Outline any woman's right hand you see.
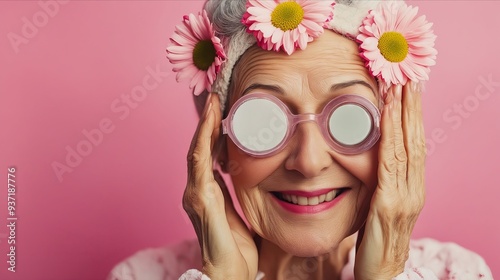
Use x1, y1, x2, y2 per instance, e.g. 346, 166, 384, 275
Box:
183, 92, 259, 280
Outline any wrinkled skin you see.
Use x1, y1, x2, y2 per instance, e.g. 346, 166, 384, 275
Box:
182, 30, 426, 280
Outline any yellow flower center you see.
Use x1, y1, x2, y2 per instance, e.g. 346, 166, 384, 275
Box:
193, 39, 216, 71
377, 32, 409, 63
271, 1, 304, 31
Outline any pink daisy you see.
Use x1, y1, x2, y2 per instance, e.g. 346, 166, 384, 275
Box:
357, 1, 437, 86
166, 10, 226, 96
243, 0, 334, 55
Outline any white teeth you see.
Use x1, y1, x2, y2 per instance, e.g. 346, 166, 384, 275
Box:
280, 190, 340, 206
308, 196, 319, 205
325, 191, 334, 202
297, 196, 308, 206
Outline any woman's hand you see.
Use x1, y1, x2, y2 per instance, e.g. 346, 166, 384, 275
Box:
354, 82, 426, 279
183, 92, 259, 280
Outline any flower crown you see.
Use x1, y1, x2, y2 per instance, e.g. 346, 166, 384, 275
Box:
166, 0, 437, 111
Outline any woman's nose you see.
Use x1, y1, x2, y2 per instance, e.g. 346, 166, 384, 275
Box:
284, 121, 333, 178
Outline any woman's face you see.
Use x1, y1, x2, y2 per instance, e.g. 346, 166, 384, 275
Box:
225, 30, 380, 257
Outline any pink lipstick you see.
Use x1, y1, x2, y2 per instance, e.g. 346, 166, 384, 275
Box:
270, 188, 349, 214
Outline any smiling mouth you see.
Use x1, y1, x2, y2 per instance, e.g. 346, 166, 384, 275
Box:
271, 188, 348, 206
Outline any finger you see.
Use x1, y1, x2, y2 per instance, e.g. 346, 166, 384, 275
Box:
392, 85, 408, 191
187, 93, 224, 184
402, 82, 424, 156
213, 170, 253, 242
187, 93, 214, 179
195, 106, 217, 190
210, 94, 227, 169
211, 94, 222, 154
378, 87, 397, 189
402, 82, 426, 197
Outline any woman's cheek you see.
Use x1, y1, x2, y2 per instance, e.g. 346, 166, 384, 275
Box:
337, 144, 379, 190
227, 142, 282, 190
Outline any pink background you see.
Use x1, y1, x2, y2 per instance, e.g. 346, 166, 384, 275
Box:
0, 1, 499, 279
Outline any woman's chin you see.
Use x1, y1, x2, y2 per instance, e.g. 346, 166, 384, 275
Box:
273, 234, 344, 258
288, 246, 334, 258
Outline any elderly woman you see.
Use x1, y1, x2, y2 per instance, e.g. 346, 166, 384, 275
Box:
108, 0, 493, 279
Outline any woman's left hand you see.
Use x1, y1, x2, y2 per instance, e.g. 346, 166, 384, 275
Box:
354, 82, 427, 279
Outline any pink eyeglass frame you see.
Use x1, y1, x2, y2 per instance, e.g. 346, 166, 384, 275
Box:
221, 92, 381, 157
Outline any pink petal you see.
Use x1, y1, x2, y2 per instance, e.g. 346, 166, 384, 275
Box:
371, 58, 386, 76
175, 24, 196, 41
297, 24, 306, 34
172, 61, 195, 72
391, 63, 405, 84
190, 70, 206, 95
360, 37, 379, 51
253, 0, 276, 10
380, 63, 395, 84
300, 19, 323, 35
371, 60, 384, 76
188, 13, 205, 40
256, 23, 275, 38
166, 52, 192, 60
399, 60, 417, 81
206, 65, 216, 84
409, 54, 436, 66
363, 49, 381, 61
176, 65, 198, 81
166, 45, 193, 54
271, 29, 284, 44
273, 35, 282, 51
283, 31, 294, 55
407, 45, 434, 56
249, 13, 271, 23
298, 33, 308, 50
291, 28, 300, 42
171, 33, 196, 46
396, 5, 418, 30
247, 6, 272, 17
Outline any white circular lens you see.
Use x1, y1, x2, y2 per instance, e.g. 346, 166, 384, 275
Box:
328, 104, 372, 146
232, 98, 287, 153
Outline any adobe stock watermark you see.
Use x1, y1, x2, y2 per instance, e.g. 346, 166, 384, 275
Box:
7, 0, 70, 54
285, 257, 320, 280
283, 234, 333, 280
426, 74, 500, 156
51, 63, 170, 182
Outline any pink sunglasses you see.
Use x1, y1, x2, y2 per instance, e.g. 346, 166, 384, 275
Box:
222, 93, 381, 157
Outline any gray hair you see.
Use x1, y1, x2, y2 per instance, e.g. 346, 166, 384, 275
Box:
204, 0, 247, 37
